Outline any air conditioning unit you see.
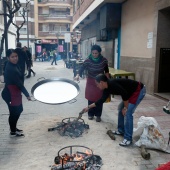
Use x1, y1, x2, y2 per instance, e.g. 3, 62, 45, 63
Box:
36, 40, 41, 44
100, 29, 107, 41
96, 29, 108, 41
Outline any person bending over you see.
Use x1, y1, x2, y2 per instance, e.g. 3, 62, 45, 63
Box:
83, 74, 146, 146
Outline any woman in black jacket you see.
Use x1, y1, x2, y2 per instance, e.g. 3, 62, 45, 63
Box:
1, 49, 31, 137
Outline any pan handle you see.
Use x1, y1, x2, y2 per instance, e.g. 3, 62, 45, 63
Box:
68, 98, 77, 104
73, 79, 80, 83
30, 95, 37, 101
37, 77, 45, 82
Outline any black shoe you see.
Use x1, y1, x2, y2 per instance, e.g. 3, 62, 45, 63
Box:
26, 76, 31, 78
96, 117, 101, 122
10, 131, 25, 137
16, 128, 23, 132
33, 72, 36, 77
88, 116, 94, 120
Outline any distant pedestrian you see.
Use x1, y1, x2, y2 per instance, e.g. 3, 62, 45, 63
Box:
47, 50, 50, 61
50, 50, 53, 60
15, 42, 29, 82
42, 51, 46, 62
69, 51, 73, 59
51, 50, 57, 65
23, 46, 36, 78
1, 49, 31, 137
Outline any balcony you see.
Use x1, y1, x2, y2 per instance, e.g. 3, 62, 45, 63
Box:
38, 14, 72, 22
38, 31, 70, 38
38, 0, 72, 6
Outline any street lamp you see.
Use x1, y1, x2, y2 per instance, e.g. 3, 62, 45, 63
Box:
26, 9, 30, 48
56, 32, 61, 52
3, 0, 8, 52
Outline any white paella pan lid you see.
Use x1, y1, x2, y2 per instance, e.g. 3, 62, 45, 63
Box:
31, 77, 80, 104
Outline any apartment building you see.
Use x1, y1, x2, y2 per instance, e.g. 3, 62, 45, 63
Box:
34, 0, 73, 57
73, 0, 170, 97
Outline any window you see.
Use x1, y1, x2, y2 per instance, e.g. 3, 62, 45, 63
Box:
18, 7, 25, 17
78, 0, 80, 8
73, 0, 76, 14
0, 15, 3, 25
20, 27, 27, 34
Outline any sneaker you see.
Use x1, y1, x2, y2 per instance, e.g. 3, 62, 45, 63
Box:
16, 128, 23, 132
112, 130, 124, 136
119, 139, 132, 147
96, 117, 101, 122
10, 131, 25, 137
88, 116, 94, 120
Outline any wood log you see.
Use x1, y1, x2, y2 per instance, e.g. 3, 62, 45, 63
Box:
106, 130, 116, 140
141, 145, 150, 160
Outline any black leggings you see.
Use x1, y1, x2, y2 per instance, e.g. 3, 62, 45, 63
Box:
8, 105, 23, 132
88, 100, 103, 117
27, 68, 35, 77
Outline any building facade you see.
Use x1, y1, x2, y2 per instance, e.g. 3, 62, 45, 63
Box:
72, 0, 170, 96
34, 0, 73, 58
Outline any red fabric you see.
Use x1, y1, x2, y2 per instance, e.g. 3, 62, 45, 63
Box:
155, 162, 170, 170
85, 78, 103, 102
128, 83, 141, 104
8, 85, 22, 106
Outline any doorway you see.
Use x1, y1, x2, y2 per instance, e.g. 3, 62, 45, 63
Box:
158, 48, 170, 92
155, 7, 170, 100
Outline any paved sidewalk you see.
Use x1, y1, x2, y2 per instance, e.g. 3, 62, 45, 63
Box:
0, 60, 170, 170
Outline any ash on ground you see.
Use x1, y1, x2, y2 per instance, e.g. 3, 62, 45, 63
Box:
54, 118, 89, 138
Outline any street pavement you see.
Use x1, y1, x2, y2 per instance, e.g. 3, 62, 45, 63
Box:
0, 60, 170, 170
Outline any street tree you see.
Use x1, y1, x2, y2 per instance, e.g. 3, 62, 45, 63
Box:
0, 0, 21, 57
12, 0, 30, 43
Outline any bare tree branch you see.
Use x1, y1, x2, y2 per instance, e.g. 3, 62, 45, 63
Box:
11, 0, 30, 42
0, 0, 21, 57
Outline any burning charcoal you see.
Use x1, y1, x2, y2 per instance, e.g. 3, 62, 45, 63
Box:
84, 124, 89, 129
54, 156, 61, 164
52, 147, 102, 169
51, 162, 76, 170
92, 155, 102, 162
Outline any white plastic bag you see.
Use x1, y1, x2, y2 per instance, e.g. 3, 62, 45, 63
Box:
133, 116, 170, 153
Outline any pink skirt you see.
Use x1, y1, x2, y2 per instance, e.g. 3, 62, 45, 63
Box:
85, 78, 103, 102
